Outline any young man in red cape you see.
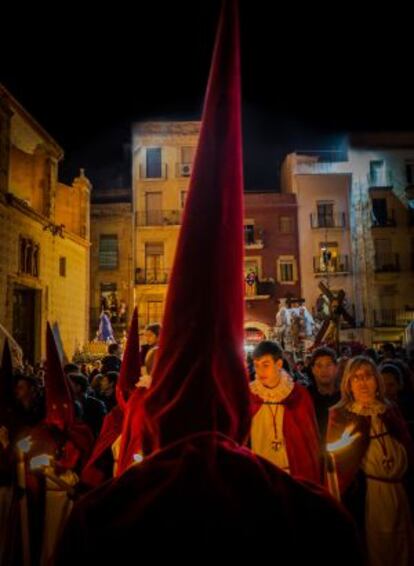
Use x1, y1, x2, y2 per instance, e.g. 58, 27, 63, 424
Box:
55, 2, 363, 565
250, 340, 322, 483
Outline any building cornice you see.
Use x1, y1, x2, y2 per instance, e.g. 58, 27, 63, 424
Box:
4, 192, 90, 248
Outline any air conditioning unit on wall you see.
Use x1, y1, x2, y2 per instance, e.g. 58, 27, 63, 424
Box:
179, 163, 192, 177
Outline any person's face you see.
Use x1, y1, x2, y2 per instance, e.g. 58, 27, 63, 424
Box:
14, 380, 34, 405
382, 372, 401, 401
350, 365, 378, 405
144, 330, 158, 346
312, 356, 337, 388
253, 355, 282, 387
100, 376, 111, 392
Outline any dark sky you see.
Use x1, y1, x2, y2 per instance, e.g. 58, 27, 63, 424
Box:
1, 2, 412, 191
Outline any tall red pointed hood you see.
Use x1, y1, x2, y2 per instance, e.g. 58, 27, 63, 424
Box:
44, 323, 74, 430
116, 307, 140, 410
142, 0, 250, 452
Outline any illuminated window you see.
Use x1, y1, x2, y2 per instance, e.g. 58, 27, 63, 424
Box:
147, 300, 163, 324
276, 256, 297, 285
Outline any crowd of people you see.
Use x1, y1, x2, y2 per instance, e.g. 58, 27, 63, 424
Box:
1, 329, 413, 565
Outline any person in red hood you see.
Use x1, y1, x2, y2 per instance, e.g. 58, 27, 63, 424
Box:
54, 2, 363, 565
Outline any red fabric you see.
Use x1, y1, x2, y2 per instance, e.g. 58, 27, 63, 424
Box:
55, 6, 363, 565
81, 405, 124, 487
117, 388, 147, 474
137, 0, 250, 457
55, 434, 363, 566
116, 307, 141, 410
44, 323, 74, 430
251, 383, 322, 484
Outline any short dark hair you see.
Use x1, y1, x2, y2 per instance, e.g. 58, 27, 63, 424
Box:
310, 346, 337, 367
379, 363, 403, 387
108, 343, 120, 355
252, 341, 283, 361
146, 323, 161, 337
382, 342, 396, 356
63, 363, 79, 375
68, 372, 89, 393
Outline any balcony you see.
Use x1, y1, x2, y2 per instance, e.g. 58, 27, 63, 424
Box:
313, 255, 350, 275
371, 210, 396, 228
373, 309, 414, 327
367, 170, 393, 189
139, 163, 168, 180
135, 268, 170, 285
244, 279, 275, 300
374, 253, 400, 273
244, 226, 264, 250
136, 209, 183, 227
310, 213, 346, 229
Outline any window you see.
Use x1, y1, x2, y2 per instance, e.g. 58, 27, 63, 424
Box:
372, 198, 388, 226
146, 148, 162, 178
316, 202, 334, 228
244, 258, 260, 296
59, 257, 66, 277
244, 224, 255, 245
370, 160, 385, 185
406, 162, 414, 185
19, 237, 39, 277
147, 300, 163, 325
280, 262, 294, 282
99, 235, 118, 270
145, 192, 163, 225
317, 242, 339, 272
145, 242, 165, 282
279, 216, 293, 234
181, 146, 195, 165
277, 256, 297, 284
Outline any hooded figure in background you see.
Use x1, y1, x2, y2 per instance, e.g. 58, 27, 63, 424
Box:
55, 2, 363, 565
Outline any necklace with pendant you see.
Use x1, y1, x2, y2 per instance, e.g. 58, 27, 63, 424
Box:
372, 420, 394, 472
266, 403, 283, 452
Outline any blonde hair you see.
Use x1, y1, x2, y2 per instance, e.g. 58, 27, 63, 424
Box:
337, 355, 386, 408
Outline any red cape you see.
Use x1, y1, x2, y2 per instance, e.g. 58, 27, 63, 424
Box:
81, 404, 124, 487
55, 434, 362, 566
251, 383, 322, 484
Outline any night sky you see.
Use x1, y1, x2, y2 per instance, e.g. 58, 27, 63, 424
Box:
1, 2, 412, 191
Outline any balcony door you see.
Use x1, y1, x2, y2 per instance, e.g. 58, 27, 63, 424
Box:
145, 192, 162, 225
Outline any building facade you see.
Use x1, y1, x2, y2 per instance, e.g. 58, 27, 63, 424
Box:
90, 187, 133, 340
244, 192, 301, 341
281, 135, 414, 346
0, 84, 91, 362
132, 121, 199, 330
